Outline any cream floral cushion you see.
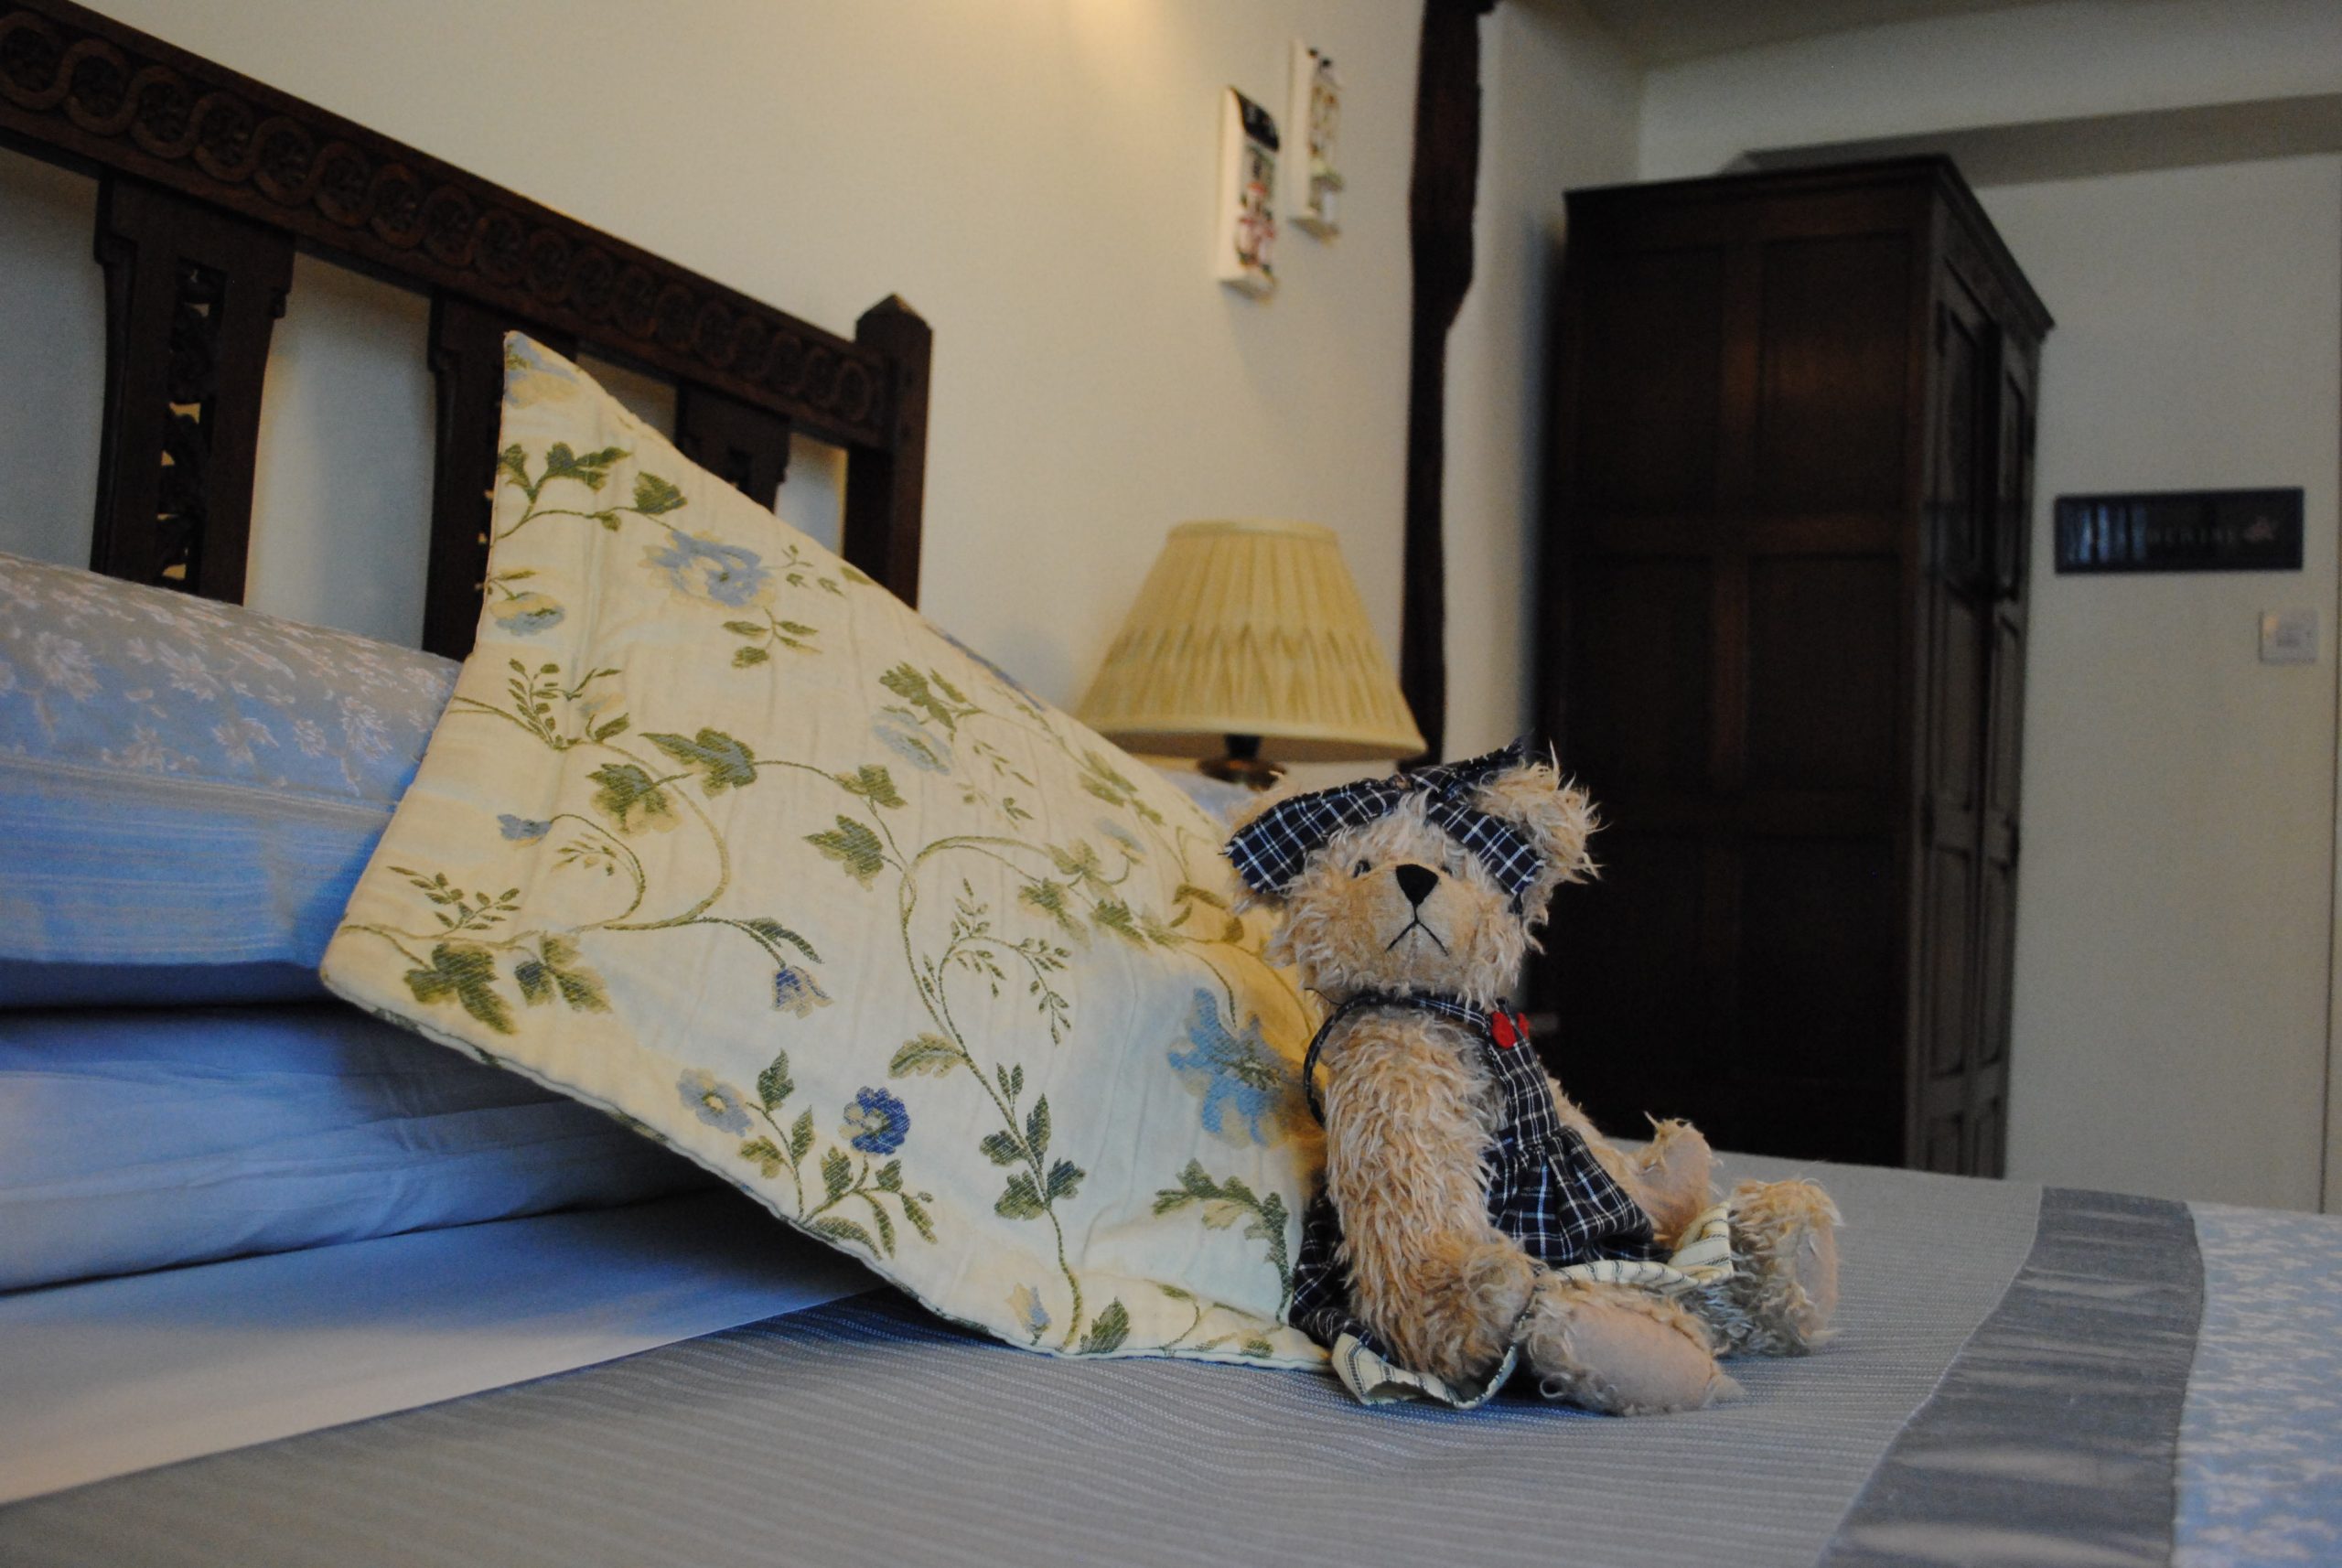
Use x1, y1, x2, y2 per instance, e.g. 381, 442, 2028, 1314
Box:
323, 338, 1321, 1365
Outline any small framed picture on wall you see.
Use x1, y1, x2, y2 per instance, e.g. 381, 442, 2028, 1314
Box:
1216, 87, 1279, 298
1289, 41, 1341, 239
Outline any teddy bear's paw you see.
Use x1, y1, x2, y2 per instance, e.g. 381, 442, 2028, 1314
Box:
1720, 1178, 1842, 1357
1629, 1117, 1716, 1239
1520, 1279, 1730, 1416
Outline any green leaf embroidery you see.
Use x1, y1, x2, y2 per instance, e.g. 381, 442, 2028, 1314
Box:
865, 1202, 897, 1255
496, 444, 532, 495
789, 1109, 816, 1164
403, 943, 512, 1034
835, 764, 906, 810
1077, 1300, 1130, 1355
757, 1049, 794, 1110
879, 663, 962, 734
897, 1192, 936, 1243
723, 620, 765, 638
874, 1160, 904, 1192
1025, 1096, 1051, 1161
889, 1035, 962, 1078
1045, 1158, 1084, 1203
733, 646, 770, 668
811, 1216, 875, 1254
586, 762, 673, 831
821, 1147, 853, 1204
1090, 899, 1147, 947
645, 728, 758, 793
739, 1136, 786, 1178
630, 471, 687, 515
805, 817, 887, 886
1016, 879, 1082, 938
979, 1130, 1025, 1166
994, 1171, 1046, 1219
541, 442, 627, 492
742, 918, 821, 961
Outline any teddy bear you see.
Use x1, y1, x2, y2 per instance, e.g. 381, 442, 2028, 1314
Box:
1224, 740, 1839, 1412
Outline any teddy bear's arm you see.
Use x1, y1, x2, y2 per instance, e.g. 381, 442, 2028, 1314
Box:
1321, 1015, 1536, 1385
1540, 1074, 1717, 1243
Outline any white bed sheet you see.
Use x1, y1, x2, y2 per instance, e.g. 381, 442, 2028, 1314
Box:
0, 1187, 875, 1505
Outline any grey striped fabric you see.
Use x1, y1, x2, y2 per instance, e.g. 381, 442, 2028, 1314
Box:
0, 1158, 2043, 1568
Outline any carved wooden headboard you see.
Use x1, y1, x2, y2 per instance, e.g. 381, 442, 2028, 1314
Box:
0, 0, 930, 656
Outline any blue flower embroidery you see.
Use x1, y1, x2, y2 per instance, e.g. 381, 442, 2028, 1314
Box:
1097, 820, 1145, 861
499, 813, 552, 843
842, 1087, 909, 1155
1009, 1283, 1051, 1343
772, 963, 833, 1017
644, 533, 770, 607
873, 709, 952, 773
1168, 989, 1302, 1147
491, 592, 565, 635
679, 1069, 751, 1134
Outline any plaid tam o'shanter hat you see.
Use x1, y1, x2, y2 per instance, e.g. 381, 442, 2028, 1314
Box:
1222, 739, 1546, 908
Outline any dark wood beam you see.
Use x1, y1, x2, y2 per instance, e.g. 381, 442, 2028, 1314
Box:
1400, 0, 1498, 762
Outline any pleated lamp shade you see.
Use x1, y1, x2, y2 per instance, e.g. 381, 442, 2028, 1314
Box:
1077, 520, 1426, 770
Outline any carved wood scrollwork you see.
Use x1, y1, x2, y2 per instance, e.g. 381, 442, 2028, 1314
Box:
91, 176, 291, 601
0, 0, 891, 449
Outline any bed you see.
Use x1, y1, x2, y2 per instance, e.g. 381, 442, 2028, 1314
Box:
4, 5, 2338, 1565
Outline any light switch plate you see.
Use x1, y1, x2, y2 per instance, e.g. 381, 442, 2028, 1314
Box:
2260, 608, 2318, 664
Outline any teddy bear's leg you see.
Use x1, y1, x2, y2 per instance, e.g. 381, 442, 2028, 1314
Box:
1517, 1276, 1734, 1415
1323, 1015, 1538, 1387
1711, 1178, 1840, 1357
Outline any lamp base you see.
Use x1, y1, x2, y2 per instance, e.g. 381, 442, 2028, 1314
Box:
1198, 735, 1285, 791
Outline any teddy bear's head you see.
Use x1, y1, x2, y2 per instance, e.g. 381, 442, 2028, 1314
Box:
1223, 742, 1596, 1010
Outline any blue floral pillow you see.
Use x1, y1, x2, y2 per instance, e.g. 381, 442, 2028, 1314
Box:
0, 553, 455, 1004
324, 338, 1324, 1367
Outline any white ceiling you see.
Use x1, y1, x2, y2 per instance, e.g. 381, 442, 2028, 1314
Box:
1574, 0, 2055, 66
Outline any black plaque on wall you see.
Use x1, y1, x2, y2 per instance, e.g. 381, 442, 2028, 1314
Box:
2054, 489, 2304, 574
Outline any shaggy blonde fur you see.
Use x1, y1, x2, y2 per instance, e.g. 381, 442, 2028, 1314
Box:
1519, 1276, 1735, 1414
1252, 754, 1841, 1413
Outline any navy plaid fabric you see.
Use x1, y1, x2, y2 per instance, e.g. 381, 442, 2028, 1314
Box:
1287, 994, 1658, 1361
1223, 740, 1545, 908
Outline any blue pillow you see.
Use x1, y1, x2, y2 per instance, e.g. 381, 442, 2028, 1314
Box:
0, 553, 455, 1004
0, 1004, 715, 1291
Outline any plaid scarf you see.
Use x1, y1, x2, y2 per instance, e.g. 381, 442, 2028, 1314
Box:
1222, 740, 1543, 908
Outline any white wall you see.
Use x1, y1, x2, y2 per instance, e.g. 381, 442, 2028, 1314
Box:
1444, 0, 1640, 755
1638, 0, 2342, 181
0, 0, 1634, 764
1982, 158, 2342, 1210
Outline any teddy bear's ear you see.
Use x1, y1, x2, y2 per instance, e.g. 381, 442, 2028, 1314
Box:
1218, 783, 1298, 911
1470, 753, 1599, 905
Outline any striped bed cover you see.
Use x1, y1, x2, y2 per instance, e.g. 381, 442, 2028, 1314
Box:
3, 1156, 2336, 1567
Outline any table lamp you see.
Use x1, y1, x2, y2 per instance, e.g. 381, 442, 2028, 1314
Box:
1076, 519, 1426, 789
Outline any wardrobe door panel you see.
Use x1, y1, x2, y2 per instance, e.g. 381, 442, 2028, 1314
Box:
1753, 233, 1909, 514
1578, 247, 1726, 515
1571, 560, 1712, 791
1746, 555, 1900, 793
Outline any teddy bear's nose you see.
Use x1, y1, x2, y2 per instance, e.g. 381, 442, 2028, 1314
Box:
1393, 864, 1439, 906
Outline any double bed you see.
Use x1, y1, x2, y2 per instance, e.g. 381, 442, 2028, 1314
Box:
3, 5, 2337, 1564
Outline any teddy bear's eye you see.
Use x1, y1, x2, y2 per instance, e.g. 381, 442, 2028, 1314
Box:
1351, 859, 1371, 877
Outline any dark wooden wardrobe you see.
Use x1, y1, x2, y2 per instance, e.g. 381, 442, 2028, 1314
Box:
1530, 158, 2050, 1174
